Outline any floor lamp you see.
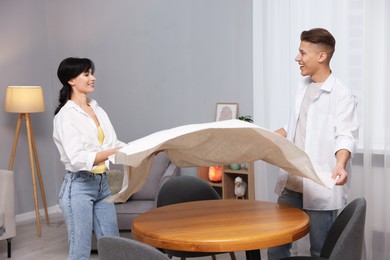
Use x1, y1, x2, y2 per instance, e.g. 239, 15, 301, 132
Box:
5, 86, 50, 237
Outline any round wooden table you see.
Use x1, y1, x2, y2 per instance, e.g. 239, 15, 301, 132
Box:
132, 200, 309, 259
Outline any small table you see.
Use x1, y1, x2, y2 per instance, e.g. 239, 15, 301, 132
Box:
132, 200, 309, 259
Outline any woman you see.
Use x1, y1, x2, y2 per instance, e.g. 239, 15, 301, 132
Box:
53, 57, 125, 260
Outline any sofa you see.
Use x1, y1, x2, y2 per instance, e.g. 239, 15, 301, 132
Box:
92, 152, 179, 250
0, 170, 16, 258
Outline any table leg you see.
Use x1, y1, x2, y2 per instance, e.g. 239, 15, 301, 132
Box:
245, 249, 261, 260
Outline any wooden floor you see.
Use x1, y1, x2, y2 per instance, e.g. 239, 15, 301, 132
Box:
0, 213, 265, 260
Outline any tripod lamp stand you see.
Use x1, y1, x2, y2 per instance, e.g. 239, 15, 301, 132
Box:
5, 86, 50, 237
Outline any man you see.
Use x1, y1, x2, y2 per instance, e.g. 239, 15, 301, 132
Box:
267, 28, 359, 259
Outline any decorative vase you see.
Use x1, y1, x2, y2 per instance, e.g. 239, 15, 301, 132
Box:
241, 162, 248, 169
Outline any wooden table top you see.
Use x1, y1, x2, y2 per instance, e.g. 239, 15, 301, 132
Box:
132, 200, 309, 252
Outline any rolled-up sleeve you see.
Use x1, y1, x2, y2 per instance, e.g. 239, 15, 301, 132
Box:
334, 90, 359, 156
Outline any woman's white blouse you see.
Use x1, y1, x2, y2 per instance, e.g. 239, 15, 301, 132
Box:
53, 99, 126, 172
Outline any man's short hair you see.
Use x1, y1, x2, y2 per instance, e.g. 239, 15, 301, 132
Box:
301, 28, 336, 60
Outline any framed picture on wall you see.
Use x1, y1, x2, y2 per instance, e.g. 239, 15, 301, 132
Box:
215, 102, 238, 121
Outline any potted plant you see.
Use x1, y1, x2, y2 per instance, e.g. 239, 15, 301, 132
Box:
238, 115, 253, 123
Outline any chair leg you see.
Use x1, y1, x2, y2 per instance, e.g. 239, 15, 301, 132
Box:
211, 255, 216, 260
229, 252, 237, 260
7, 238, 12, 258
181, 257, 186, 260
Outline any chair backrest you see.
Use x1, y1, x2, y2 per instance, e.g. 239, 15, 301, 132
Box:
98, 236, 169, 260
321, 197, 367, 260
156, 175, 220, 207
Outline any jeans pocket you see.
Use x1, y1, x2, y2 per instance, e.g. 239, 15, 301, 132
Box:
58, 177, 68, 200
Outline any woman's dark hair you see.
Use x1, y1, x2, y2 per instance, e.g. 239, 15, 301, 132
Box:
54, 57, 95, 115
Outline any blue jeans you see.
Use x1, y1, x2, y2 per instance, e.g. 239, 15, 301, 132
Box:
267, 188, 337, 260
59, 171, 119, 260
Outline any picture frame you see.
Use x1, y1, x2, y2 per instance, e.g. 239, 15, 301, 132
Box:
215, 102, 238, 121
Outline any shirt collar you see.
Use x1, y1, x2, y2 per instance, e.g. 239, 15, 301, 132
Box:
63, 98, 98, 113
320, 74, 335, 92
303, 74, 335, 93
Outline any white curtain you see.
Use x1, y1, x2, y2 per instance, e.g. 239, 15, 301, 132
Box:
253, 0, 390, 259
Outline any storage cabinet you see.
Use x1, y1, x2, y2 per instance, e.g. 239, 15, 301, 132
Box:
197, 162, 254, 200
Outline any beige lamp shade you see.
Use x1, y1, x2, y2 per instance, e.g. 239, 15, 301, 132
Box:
5, 86, 45, 113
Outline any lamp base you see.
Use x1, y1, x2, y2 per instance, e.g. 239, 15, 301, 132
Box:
8, 113, 50, 237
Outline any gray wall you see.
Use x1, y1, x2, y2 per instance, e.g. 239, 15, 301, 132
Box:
0, 0, 253, 215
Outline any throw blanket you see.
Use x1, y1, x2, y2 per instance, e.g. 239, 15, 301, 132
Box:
107, 119, 335, 203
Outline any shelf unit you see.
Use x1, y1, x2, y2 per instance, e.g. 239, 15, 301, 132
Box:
197, 161, 254, 200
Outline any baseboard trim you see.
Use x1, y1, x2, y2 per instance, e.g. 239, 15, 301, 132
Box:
16, 205, 62, 223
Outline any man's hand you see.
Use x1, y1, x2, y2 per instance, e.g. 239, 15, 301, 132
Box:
332, 149, 351, 185
332, 164, 348, 185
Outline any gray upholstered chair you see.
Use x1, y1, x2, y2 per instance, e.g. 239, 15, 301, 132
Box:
281, 197, 367, 260
98, 236, 169, 260
156, 175, 236, 260
0, 170, 16, 258
92, 152, 179, 250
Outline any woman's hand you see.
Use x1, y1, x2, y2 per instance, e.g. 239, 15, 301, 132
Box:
94, 146, 123, 165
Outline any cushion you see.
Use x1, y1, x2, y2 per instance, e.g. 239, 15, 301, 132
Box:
131, 152, 170, 200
